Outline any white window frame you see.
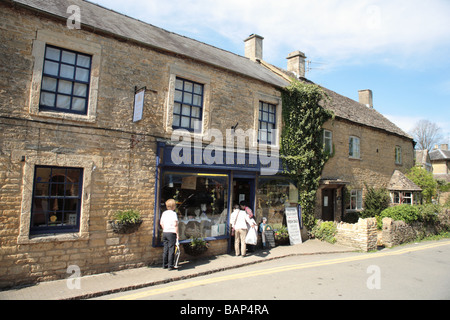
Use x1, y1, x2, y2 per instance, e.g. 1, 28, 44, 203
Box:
323, 130, 333, 154
349, 136, 361, 159
349, 189, 363, 211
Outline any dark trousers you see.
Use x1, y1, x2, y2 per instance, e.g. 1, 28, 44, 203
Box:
162, 232, 177, 268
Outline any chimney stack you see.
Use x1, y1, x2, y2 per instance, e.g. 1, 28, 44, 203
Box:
441, 144, 449, 151
286, 51, 307, 78
244, 34, 264, 61
358, 89, 373, 108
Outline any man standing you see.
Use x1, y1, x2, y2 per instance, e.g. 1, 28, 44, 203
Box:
231, 204, 255, 257
160, 199, 179, 270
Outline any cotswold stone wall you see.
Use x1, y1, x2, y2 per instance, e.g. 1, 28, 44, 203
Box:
382, 217, 440, 248
335, 218, 378, 252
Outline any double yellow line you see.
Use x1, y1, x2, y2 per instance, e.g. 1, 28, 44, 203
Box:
112, 240, 450, 300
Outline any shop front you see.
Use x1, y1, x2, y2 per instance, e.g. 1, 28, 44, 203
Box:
152, 141, 299, 253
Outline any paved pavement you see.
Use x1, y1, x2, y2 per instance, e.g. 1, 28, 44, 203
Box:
0, 239, 355, 300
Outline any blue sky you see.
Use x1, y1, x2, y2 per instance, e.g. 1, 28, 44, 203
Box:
91, 0, 450, 145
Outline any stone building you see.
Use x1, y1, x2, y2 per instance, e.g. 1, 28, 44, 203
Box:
0, 0, 414, 287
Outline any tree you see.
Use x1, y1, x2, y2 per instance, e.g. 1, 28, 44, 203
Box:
406, 166, 437, 203
410, 120, 443, 151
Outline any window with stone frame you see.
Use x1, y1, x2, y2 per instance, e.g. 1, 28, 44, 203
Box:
39, 45, 92, 115
172, 77, 204, 133
30, 166, 83, 235
349, 136, 361, 159
347, 189, 363, 210
258, 101, 277, 145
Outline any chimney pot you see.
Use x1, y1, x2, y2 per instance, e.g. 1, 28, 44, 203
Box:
441, 144, 449, 151
358, 89, 373, 108
286, 50, 307, 78
244, 34, 264, 61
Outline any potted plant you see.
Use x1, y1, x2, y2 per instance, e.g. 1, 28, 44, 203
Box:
274, 225, 290, 246
183, 237, 209, 256
110, 209, 143, 234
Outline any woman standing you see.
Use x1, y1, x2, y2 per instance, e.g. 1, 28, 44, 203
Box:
160, 199, 179, 270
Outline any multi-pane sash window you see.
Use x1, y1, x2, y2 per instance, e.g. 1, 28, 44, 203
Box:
349, 189, 363, 210
39, 45, 92, 115
349, 136, 360, 159
172, 78, 204, 132
30, 166, 83, 235
259, 102, 277, 145
323, 130, 333, 154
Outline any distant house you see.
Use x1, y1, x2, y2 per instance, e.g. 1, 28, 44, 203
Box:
429, 144, 450, 183
415, 149, 433, 173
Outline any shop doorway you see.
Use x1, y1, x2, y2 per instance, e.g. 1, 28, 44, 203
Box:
232, 178, 255, 213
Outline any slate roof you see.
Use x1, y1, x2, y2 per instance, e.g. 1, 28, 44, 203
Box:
429, 149, 450, 161
12, 0, 412, 141
260, 62, 412, 139
12, 0, 288, 88
388, 170, 422, 191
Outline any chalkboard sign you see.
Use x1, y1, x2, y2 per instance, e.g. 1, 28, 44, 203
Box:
264, 230, 276, 248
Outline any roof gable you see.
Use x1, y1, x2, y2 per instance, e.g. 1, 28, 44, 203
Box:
388, 170, 422, 191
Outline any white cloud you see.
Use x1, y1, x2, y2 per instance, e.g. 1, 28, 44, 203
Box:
91, 0, 450, 69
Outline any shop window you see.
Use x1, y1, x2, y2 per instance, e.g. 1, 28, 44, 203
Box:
39, 45, 92, 115
347, 189, 363, 211
30, 166, 83, 235
256, 177, 298, 227
172, 77, 204, 133
159, 172, 228, 242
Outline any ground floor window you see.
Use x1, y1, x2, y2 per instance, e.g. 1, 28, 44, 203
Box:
347, 189, 363, 211
256, 177, 298, 227
159, 171, 229, 242
390, 191, 421, 205
31, 166, 83, 235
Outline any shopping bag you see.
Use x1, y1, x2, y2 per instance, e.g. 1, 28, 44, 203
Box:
245, 227, 257, 245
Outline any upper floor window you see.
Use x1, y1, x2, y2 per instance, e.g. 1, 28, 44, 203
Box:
30, 166, 83, 235
323, 130, 333, 154
395, 146, 402, 164
258, 102, 277, 145
172, 77, 204, 133
40, 45, 92, 115
349, 136, 360, 159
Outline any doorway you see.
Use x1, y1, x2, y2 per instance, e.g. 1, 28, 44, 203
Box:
232, 178, 255, 213
322, 188, 335, 221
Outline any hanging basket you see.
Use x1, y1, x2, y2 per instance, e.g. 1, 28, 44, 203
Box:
109, 219, 143, 234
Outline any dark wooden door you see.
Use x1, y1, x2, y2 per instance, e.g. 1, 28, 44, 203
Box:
322, 189, 335, 221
